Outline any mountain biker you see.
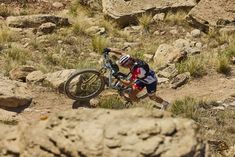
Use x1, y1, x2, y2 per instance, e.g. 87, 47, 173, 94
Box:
104, 48, 170, 110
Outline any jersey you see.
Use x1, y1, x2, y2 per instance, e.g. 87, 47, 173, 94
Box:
130, 60, 157, 84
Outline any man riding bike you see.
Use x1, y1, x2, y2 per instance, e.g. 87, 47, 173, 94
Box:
104, 48, 170, 110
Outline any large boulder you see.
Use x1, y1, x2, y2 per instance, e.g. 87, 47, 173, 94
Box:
0, 77, 32, 108
0, 108, 206, 157
102, 0, 197, 26
154, 44, 181, 67
6, 14, 70, 28
187, 0, 235, 32
43, 69, 76, 93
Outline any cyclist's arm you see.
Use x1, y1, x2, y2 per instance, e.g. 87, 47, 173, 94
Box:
109, 48, 126, 56
119, 79, 134, 86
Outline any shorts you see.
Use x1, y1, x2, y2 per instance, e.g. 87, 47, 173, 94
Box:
133, 80, 157, 95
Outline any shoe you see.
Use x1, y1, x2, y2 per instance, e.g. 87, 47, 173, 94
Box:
161, 101, 170, 111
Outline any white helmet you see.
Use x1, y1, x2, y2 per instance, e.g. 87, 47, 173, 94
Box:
119, 55, 131, 66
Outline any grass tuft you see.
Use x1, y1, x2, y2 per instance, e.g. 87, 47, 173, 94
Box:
99, 96, 125, 109
216, 54, 231, 75
176, 55, 206, 78
0, 26, 14, 43
165, 11, 188, 26
92, 36, 109, 54
138, 13, 153, 32
170, 97, 203, 121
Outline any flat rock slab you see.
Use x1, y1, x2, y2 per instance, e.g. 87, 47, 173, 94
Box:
7, 14, 70, 28
0, 108, 206, 157
187, 0, 235, 32
0, 77, 32, 108
103, 0, 197, 26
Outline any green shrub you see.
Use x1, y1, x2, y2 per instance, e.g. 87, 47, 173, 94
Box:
92, 36, 108, 54
170, 97, 202, 121
176, 56, 206, 78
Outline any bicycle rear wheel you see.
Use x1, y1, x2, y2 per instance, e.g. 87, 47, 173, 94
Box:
64, 69, 105, 101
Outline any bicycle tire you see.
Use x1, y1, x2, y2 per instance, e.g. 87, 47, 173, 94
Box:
64, 69, 105, 101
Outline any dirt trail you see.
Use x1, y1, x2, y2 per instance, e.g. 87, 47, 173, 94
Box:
16, 67, 235, 121
158, 72, 235, 103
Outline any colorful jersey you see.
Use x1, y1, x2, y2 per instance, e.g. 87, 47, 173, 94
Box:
130, 67, 157, 84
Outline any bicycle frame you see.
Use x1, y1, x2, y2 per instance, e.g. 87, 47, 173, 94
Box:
100, 52, 122, 90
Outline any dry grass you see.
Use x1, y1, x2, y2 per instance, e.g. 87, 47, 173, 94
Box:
138, 13, 153, 32
98, 96, 125, 109
0, 26, 14, 43
170, 97, 203, 121
92, 36, 109, 54
165, 11, 188, 26
2, 46, 32, 75
176, 55, 206, 78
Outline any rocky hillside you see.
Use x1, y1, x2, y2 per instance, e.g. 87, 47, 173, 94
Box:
0, 0, 235, 156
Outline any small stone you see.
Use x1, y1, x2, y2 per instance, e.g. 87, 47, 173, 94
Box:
153, 30, 160, 35
157, 77, 169, 84
153, 13, 165, 21
212, 106, 225, 110
26, 71, 45, 84
195, 42, 203, 48
38, 22, 56, 34
169, 29, 178, 35
90, 98, 100, 107
191, 29, 201, 37
9, 66, 36, 82
52, 2, 64, 8
85, 26, 106, 35
171, 72, 190, 89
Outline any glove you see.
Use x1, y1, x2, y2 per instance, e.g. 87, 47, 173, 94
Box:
103, 48, 111, 53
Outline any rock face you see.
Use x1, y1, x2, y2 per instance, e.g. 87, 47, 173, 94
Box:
6, 14, 70, 28
187, 0, 235, 32
0, 108, 206, 157
102, 0, 197, 26
0, 77, 32, 108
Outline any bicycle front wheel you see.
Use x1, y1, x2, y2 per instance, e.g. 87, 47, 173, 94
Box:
64, 69, 105, 101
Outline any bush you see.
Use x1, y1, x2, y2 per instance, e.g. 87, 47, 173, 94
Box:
72, 22, 87, 35
2, 46, 32, 75
99, 96, 125, 109
0, 6, 12, 17
138, 13, 153, 32
92, 36, 108, 54
170, 97, 203, 121
176, 55, 206, 78
0, 26, 14, 43
165, 11, 188, 26
216, 54, 231, 75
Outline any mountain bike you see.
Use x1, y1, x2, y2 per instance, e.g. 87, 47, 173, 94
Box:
64, 51, 148, 105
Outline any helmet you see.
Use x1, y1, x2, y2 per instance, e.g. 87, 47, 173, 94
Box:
119, 55, 131, 66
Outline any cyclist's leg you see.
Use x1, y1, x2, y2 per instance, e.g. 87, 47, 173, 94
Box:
130, 80, 145, 102
146, 81, 170, 110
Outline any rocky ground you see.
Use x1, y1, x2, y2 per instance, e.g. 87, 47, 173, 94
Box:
0, 0, 235, 156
